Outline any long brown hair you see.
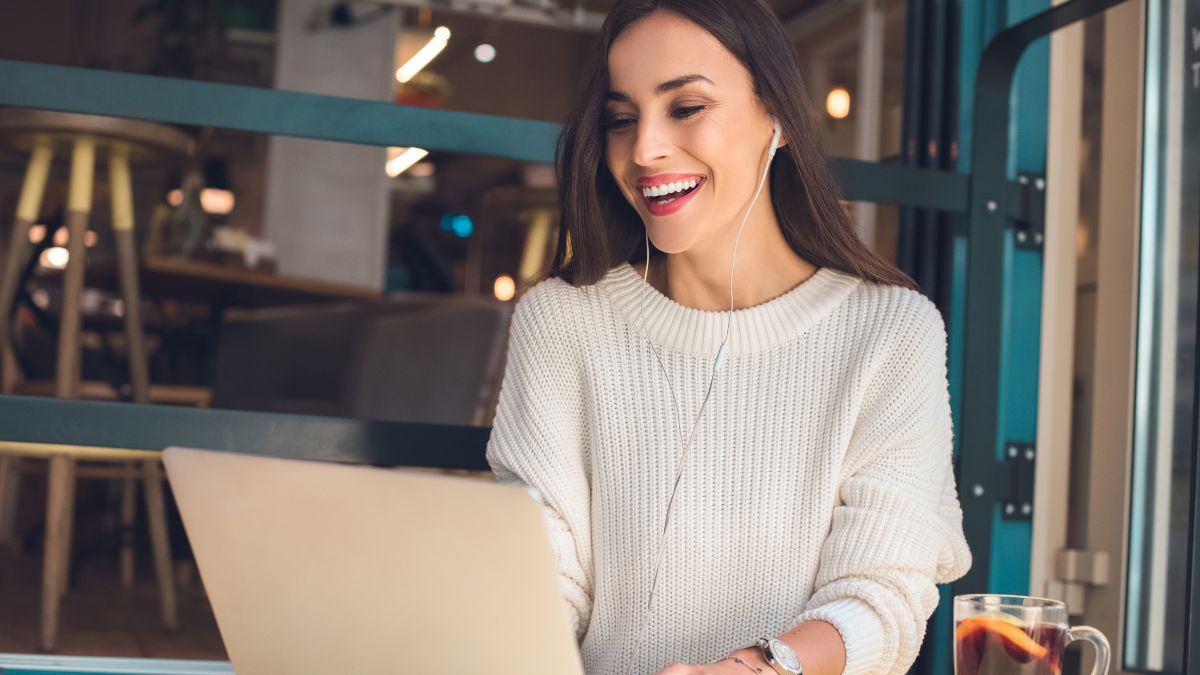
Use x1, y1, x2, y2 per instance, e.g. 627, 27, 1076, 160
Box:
547, 0, 918, 292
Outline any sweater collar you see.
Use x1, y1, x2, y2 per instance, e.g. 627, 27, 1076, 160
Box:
597, 262, 862, 357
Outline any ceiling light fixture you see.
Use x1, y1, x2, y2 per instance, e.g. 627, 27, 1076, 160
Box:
474, 43, 496, 63
386, 147, 430, 177
395, 26, 451, 83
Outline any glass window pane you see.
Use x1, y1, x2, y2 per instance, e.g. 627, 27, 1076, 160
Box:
1123, 0, 1200, 670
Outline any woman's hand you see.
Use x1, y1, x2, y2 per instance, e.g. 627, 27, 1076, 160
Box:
654, 648, 770, 675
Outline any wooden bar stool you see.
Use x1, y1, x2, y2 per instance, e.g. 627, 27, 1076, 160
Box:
0, 111, 192, 652
0, 442, 178, 652
0, 109, 193, 401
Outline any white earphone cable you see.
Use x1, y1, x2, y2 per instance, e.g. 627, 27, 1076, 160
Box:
628, 121, 781, 671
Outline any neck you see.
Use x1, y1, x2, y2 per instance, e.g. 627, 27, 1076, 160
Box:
639, 194, 817, 311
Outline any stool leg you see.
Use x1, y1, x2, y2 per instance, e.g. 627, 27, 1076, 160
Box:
143, 459, 177, 631
108, 145, 150, 404
58, 461, 77, 599
0, 137, 53, 385
40, 455, 74, 652
0, 455, 17, 552
55, 137, 96, 400
1, 344, 18, 394
120, 464, 136, 589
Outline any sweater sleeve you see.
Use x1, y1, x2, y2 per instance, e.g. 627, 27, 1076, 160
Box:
792, 295, 972, 675
485, 281, 595, 640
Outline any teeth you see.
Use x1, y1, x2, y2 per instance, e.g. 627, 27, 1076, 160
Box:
642, 177, 700, 198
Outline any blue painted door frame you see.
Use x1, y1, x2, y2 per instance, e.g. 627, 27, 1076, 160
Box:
922, 0, 1051, 672
951, 0, 1048, 596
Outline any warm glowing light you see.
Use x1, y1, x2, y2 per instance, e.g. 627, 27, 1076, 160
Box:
41, 247, 69, 269
826, 87, 851, 119
386, 147, 430, 177
200, 188, 236, 215
44, 229, 98, 247
408, 162, 435, 178
395, 26, 451, 83
166, 188, 235, 214
474, 43, 496, 63
493, 275, 516, 302
27, 224, 46, 243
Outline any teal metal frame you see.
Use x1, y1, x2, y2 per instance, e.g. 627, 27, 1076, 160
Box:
0, 395, 492, 470
0, 59, 559, 162
0, 59, 967, 213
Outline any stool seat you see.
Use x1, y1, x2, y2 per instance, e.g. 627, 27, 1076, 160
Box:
0, 108, 193, 163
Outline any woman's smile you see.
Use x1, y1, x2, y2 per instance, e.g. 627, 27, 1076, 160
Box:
639, 175, 707, 216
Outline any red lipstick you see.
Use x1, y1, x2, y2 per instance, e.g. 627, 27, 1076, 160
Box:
639, 175, 706, 217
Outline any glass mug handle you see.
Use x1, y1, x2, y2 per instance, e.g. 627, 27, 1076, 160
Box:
1067, 625, 1111, 675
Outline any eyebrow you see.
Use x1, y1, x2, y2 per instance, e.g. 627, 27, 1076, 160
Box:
605, 74, 715, 103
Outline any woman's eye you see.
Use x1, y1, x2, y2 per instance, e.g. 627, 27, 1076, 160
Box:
672, 105, 706, 118
604, 117, 634, 131
603, 106, 706, 133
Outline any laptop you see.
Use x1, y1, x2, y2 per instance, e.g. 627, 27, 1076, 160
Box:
162, 447, 584, 675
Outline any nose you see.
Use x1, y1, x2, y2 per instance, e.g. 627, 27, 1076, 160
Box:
630, 116, 671, 167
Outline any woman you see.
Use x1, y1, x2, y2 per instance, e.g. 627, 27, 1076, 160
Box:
485, 1, 971, 673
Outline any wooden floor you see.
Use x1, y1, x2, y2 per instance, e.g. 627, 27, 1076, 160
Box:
0, 548, 227, 660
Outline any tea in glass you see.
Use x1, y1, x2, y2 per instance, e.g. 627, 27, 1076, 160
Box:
954, 595, 1109, 675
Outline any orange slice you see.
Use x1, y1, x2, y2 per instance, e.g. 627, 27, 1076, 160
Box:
956, 616, 1050, 663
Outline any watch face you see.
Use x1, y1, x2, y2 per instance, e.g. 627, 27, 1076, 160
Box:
769, 639, 802, 672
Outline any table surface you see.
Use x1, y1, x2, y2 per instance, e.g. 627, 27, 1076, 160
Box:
36, 255, 383, 307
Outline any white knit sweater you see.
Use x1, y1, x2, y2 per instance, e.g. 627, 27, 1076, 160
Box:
485, 262, 972, 675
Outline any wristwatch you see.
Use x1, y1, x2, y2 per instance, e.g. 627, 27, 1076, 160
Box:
756, 637, 803, 675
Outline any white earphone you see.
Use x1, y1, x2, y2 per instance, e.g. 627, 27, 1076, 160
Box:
629, 117, 783, 668
768, 117, 782, 159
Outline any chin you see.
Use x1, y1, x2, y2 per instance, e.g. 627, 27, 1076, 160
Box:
652, 242, 691, 255
643, 227, 696, 256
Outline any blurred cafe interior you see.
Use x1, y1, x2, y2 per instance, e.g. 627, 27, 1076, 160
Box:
0, 0, 1196, 673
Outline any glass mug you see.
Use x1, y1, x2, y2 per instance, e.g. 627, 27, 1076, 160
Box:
954, 595, 1110, 675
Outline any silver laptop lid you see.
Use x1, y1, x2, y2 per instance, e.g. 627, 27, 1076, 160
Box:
163, 447, 583, 675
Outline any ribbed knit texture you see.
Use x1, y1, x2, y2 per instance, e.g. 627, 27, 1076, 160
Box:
485, 262, 972, 675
